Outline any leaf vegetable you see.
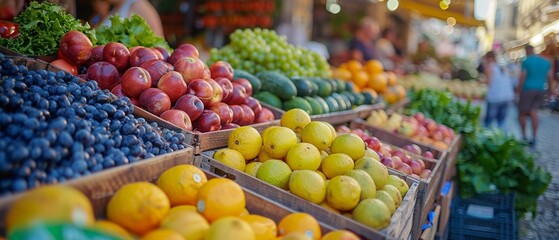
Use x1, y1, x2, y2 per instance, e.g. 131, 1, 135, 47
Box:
95, 15, 170, 51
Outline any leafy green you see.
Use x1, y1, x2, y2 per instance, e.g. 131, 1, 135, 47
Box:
95, 15, 170, 51
0, 1, 96, 56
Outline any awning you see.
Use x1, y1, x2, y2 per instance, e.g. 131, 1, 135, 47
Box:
397, 0, 485, 27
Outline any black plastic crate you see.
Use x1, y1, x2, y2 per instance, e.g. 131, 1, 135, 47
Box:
449, 193, 517, 240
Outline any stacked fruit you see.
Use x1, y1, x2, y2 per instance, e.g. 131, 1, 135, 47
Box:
214, 109, 411, 230
366, 110, 456, 149
5, 164, 360, 240
332, 60, 406, 104
208, 28, 330, 78
0, 54, 187, 195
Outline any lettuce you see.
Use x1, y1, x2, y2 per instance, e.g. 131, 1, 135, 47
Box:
95, 15, 170, 51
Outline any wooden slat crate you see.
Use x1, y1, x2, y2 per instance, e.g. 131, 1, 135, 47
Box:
197, 150, 420, 240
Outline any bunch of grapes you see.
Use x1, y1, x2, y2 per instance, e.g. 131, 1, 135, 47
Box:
209, 28, 331, 78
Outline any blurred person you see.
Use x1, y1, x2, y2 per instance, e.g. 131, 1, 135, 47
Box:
482, 51, 514, 129
101, 0, 163, 37
376, 28, 400, 71
89, 0, 110, 28
516, 45, 554, 146
348, 17, 379, 63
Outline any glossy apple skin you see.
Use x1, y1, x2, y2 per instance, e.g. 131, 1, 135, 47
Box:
229, 105, 245, 124
210, 102, 233, 125
160, 109, 192, 131
153, 47, 169, 61
129, 47, 159, 67
177, 43, 200, 58
238, 105, 255, 126
157, 71, 187, 103
423, 151, 434, 159
102, 42, 130, 71
244, 97, 262, 116
221, 123, 240, 130
60, 30, 93, 66
234, 78, 253, 96
209, 61, 234, 80
87, 61, 120, 90
380, 156, 395, 169
225, 83, 247, 105
110, 84, 127, 98
121, 67, 152, 98
186, 79, 214, 107
364, 137, 381, 152
397, 163, 413, 175
174, 94, 204, 121
151, 48, 164, 60
139, 88, 171, 116
83, 45, 104, 67
174, 57, 207, 83
215, 77, 233, 102
206, 78, 223, 107
129, 46, 143, 55
194, 110, 221, 132
140, 59, 173, 87
255, 107, 275, 123
51, 59, 77, 75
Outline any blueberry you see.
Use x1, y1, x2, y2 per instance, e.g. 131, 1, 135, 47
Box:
7, 125, 20, 137
102, 103, 117, 115
75, 129, 92, 144
72, 160, 88, 173
64, 167, 74, 178
102, 159, 115, 168
145, 153, 155, 158
85, 146, 95, 155
49, 118, 67, 132
11, 179, 27, 192
44, 130, 57, 144
41, 148, 58, 162
46, 176, 58, 184
0, 95, 9, 107
93, 143, 105, 153
7, 96, 23, 110
32, 170, 47, 180
121, 122, 135, 135
170, 136, 179, 144
24, 118, 39, 130
91, 164, 103, 172
93, 110, 108, 121
104, 139, 115, 148
10, 146, 29, 162
95, 93, 109, 103
130, 145, 143, 157
56, 131, 73, 147
22, 159, 37, 169
0, 113, 12, 126
14, 81, 27, 92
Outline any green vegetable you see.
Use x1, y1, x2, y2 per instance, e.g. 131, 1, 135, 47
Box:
1, 1, 96, 56
95, 15, 170, 51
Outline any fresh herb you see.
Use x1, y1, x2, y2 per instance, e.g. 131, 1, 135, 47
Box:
0, 1, 96, 56
95, 15, 170, 51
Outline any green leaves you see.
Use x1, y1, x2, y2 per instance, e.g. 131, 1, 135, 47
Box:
95, 15, 170, 51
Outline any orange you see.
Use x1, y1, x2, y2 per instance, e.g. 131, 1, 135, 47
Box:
197, 178, 246, 222
351, 71, 369, 88
364, 60, 384, 74
393, 84, 407, 99
142, 229, 185, 240
107, 182, 170, 235
321, 230, 360, 240
241, 214, 278, 240
160, 209, 209, 240
91, 220, 131, 239
332, 68, 352, 81
383, 87, 400, 104
168, 205, 197, 215
345, 60, 363, 73
157, 165, 208, 206
278, 213, 321, 240
6, 185, 94, 233
385, 72, 398, 86
368, 73, 388, 93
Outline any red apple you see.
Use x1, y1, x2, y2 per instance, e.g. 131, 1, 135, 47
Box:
121, 67, 152, 98
403, 144, 422, 155
244, 97, 262, 116
380, 156, 395, 168
392, 156, 402, 168
255, 107, 275, 123
153, 47, 169, 61
209, 61, 234, 80
83, 45, 104, 67
409, 160, 422, 175
57, 48, 64, 60
151, 48, 164, 60
51, 59, 77, 75
416, 159, 426, 169
194, 110, 221, 132
128, 97, 140, 106
397, 163, 413, 175
102, 42, 130, 71
420, 169, 432, 179
401, 154, 412, 165
225, 83, 247, 105
206, 78, 223, 107
59, 30, 92, 66
431, 130, 444, 141
230, 105, 245, 124
423, 119, 438, 133
157, 71, 187, 103
352, 129, 366, 140
221, 123, 240, 130
186, 79, 214, 107
238, 105, 255, 126
129, 46, 143, 55
140, 59, 173, 87
177, 43, 200, 58
139, 88, 171, 116
234, 78, 253, 96
160, 109, 192, 131
364, 137, 381, 152
110, 84, 127, 98
210, 102, 233, 125
416, 125, 429, 137
423, 151, 434, 159
129, 47, 159, 67
87, 61, 120, 90
215, 77, 233, 102
174, 57, 207, 83
336, 125, 352, 133
203, 66, 211, 79
175, 94, 204, 121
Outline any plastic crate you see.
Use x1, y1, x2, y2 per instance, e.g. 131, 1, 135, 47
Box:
449, 193, 517, 240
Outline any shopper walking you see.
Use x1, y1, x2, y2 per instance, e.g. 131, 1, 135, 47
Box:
483, 51, 514, 129
348, 17, 379, 63
516, 45, 554, 146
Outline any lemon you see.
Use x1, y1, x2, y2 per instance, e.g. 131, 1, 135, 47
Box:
345, 169, 377, 200
376, 190, 396, 214
240, 208, 250, 216
364, 148, 380, 161
322, 230, 360, 240
321, 121, 337, 138
213, 149, 246, 171
330, 134, 366, 161
159, 209, 209, 240
228, 126, 262, 160
319, 202, 341, 214
386, 175, 409, 197
205, 217, 255, 240
301, 122, 333, 151
258, 150, 273, 162
168, 205, 197, 215
352, 199, 391, 230
281, 109, 311, 133
262, 126, 281, 140
321, 153, 354, 179
245, 162, 262, 177
241, 215, 277, 240
354, 157, 388, 189
289, 170, 326, 204
383, 185, 403, 207
314, 171, 327, 181
263, 127, 298, 159
285, 143, 322, 170
256, 160, 292, 190
325, 176, 361, 211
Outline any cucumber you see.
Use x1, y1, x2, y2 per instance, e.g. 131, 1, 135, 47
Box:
254, 91, 283, 109
283, 97, 313, 114
256, 71, 297, 100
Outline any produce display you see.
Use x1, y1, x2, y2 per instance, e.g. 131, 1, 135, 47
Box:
208, 28, 330, 78
214, 109, 411, 230
400, 73, 487, 99
95, 15, 171, 51
366, 109, 456, 150
198, 0, 275, 29
0, 20, 19, 39
0, 54, 188, 195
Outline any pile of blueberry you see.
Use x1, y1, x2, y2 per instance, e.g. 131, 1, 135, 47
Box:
0, 54, 188, 195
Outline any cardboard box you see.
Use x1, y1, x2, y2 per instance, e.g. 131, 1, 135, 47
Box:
420, 204, 441, 240
437, 181, 455, 237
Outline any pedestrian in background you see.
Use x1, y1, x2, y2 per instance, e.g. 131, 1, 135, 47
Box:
376, 27, 400, 71
483, 51, 514, 129
348, 17, 379, 63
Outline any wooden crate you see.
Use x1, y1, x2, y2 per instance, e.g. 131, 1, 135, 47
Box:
441, 135, 462, 182
197, 150, 420, 240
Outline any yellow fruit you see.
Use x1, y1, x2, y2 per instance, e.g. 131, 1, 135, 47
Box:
364, 60, 384, 74
326, 176, 361, 211
330, 134, 366, 161
142, 229, 185, 240
383, 185, 403, 207
376, 190, 396, 214
363, 148, 380, 161
321, 153, 354, 179
278, 213, 321, 240
354, 157, 388, 189
289, 170, 326, 204
285, 143, 322, 170
281, 109, 312, 133
91, 220, 131, 239
241, 215, 277, 240
319, 202, 341, 214
228, 126, 262, 160
368, 73, 388, 93
157, 165, 208, 206
321, 230, 360, 240
280, 232, 313, 240
107, 182, 170, 235
352, 71, 369, 88
321, 122, 337, 139
256, 160, 293, 190
6, 185, 94, 233
315, 171, 327, 181
263, 126, 298, 159
213, 148, 247, 171
205, 217, 255, 240
383, 87, 399, 104
385, 72, 397, 86
240, 208, 250, 216
169, 205, 197, 215
352, 199, 391, 230
301, 122, 334, 151
245, 162, 263, 177
332, 68, 352, 81
262, 126, 281, 140
258, 149, 274, 162
319, 150, 329, 160
393, 84, 406, 99
386, 175, 409, 197
160, 209, 209, 240
197, 178, 245, 222
346, 60, 363, 73
345, 169, 377, 200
